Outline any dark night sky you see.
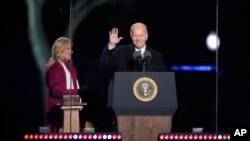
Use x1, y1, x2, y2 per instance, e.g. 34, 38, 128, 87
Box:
2, 0, 249, 140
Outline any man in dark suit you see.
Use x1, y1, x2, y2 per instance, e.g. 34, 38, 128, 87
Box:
93, 22, 167, 132
100, 22, 167, 72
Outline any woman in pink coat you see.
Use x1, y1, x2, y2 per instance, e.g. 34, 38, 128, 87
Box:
45, 37, 79, 132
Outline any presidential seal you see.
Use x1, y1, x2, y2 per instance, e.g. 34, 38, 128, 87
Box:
133, 77, 158, 102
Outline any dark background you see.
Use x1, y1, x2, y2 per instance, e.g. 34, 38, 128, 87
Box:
2, 0, 249, 140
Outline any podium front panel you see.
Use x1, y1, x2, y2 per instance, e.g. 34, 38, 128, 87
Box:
108, 72, 178, 115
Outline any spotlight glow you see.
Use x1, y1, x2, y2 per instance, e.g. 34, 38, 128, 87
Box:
206, 31, 220, 51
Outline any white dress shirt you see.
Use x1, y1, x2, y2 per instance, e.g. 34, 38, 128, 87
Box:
135, 45, 146, 57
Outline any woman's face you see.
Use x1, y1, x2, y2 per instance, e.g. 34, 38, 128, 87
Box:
61, 46, 72, 61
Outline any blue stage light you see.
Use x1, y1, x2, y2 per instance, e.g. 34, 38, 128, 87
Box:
170, 65, 216, 72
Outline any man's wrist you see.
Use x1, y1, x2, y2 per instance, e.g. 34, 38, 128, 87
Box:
108, 43, 116, 50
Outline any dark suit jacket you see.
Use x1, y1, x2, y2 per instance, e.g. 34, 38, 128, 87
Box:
96, 44, 167, 131
100, 44, 167, 72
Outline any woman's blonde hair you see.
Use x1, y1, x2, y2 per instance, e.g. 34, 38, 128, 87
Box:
47, 37, 72, 66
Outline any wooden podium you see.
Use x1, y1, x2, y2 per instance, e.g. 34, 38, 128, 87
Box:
117, 115, 172, 141
60, 95, 87, 133
108, 72, 178, 141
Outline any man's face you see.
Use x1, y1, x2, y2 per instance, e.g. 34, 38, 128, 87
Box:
131, 26, 148, 48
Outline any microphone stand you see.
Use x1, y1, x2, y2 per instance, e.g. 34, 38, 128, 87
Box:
142, 57, 150, 72
142, 60, 146, 72
137, 57, 146, 72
